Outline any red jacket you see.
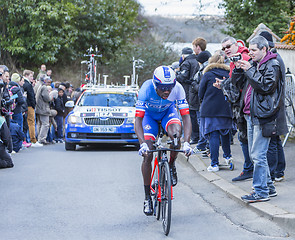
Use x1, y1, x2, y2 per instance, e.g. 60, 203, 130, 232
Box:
229, 46, 250, 77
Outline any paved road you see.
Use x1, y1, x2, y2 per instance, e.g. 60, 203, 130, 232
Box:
0, 144, 292, 239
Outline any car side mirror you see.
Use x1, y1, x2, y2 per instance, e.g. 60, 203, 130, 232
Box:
65, 100, 75, 108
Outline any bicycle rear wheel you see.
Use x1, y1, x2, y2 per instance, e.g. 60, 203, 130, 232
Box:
160, 161, 172, 236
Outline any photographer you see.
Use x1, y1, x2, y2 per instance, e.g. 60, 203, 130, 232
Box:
235, 36, 281, 202
0, 67, 15, 127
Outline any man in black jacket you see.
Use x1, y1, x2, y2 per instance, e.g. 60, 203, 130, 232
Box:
236, 36, 282, 203
259, 31, 288, 182
176, 47, 199, 143
23, 70, 43, 147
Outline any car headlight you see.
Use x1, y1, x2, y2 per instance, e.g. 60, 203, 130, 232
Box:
126, 117, 135, 124
68, 115, 82, 124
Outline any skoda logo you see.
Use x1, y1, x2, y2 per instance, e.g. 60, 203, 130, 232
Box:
100, 117, 109, 121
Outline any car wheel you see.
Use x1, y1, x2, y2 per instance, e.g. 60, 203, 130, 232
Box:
65, 142, 76, 151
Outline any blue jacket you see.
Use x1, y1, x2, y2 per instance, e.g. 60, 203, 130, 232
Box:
9, 119, 25, 152
199, 63, 232, 118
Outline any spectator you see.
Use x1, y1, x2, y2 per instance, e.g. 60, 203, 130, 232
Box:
176, 47, 199, 99
35, 77, 54, 145
9, 73, 26, 131
36, 64, 46, 81
216, 36, 253, 182
199, 50, 233, 172
170, 62, 180, 72
176, 47, 200, 144
193, 51, 212, 155
71, 88, 82, 104
46, 86, 58, 144
10, 119, 25, 153
54, 88, 65, 143
0, 112, 13, 168
1, 69, 13, 126
259, 31, 288, 182
46, 69, 52, 78
191, 37, 212, 150
238, 36, 282, 202
23, 70, 43, 147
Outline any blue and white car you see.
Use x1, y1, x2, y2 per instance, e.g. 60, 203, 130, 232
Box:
64, 85, 139, 150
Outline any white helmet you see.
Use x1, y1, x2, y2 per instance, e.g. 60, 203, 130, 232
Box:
152, 66, 176, 91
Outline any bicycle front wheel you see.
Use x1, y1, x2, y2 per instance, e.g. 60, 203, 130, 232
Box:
160, 161, 172, 236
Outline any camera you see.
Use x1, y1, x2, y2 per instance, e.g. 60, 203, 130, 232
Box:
229, 54, 242, 62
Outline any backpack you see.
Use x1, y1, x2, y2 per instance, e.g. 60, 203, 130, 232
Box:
193, 61, 209, 84
8, 86, 17, 111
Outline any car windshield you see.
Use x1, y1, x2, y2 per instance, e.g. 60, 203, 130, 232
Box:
77, 92, 137, 107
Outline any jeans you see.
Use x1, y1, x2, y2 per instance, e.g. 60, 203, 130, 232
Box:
238, 132, 253, 173
189, 109, 199, 142
12, 112, 23, 132
267, 136, 286, 180
196, 111, 208, 150
245, 115, 275, 198
55, 115, 64, 139
208, 130, 231, 166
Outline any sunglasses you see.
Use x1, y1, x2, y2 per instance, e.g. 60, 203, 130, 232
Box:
157, 84, 175, 92
222, 43, 234, 51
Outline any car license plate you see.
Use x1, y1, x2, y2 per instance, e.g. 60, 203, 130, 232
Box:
93, 127, 115, 133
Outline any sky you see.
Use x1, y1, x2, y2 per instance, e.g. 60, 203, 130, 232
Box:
137, 0, 224, 16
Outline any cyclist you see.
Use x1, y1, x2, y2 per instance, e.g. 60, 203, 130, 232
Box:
135, 65, 193, 216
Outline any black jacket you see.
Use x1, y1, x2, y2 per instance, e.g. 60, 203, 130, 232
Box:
23, 78, 36, 109
0, 116, 12, 153
54, 96, 65, 116
176, 54, 199, 103
199, 63, 232, 118
9, 81, 25, 114
246, 58, 282, 121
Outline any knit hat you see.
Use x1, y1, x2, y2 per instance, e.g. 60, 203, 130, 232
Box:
182, 47, 193, 55
11, 73, 21, 83
196, 50, 212, 64
259, 31, 275, 48
170, 61, 180, 70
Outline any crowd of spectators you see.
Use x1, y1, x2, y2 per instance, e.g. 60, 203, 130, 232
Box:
173, 32, 287, 203
0, 64, 82, 169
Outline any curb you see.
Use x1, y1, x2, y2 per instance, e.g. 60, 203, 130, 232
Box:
179, 153, 295, 234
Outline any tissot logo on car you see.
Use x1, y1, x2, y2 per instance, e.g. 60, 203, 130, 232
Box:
86, 108, 121, 112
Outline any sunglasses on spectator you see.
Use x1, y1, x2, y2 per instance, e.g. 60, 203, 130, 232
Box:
222, 43, 234, 51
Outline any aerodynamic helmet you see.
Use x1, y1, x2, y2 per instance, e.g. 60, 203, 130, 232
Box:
152, 66, 176, 92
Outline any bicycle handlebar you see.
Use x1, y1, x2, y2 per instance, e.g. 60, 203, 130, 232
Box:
148, 148, 184, 153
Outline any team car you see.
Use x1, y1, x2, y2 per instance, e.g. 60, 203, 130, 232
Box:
64, 85, 139, 150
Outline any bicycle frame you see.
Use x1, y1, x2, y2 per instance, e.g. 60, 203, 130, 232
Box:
150, 151, 174, 203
